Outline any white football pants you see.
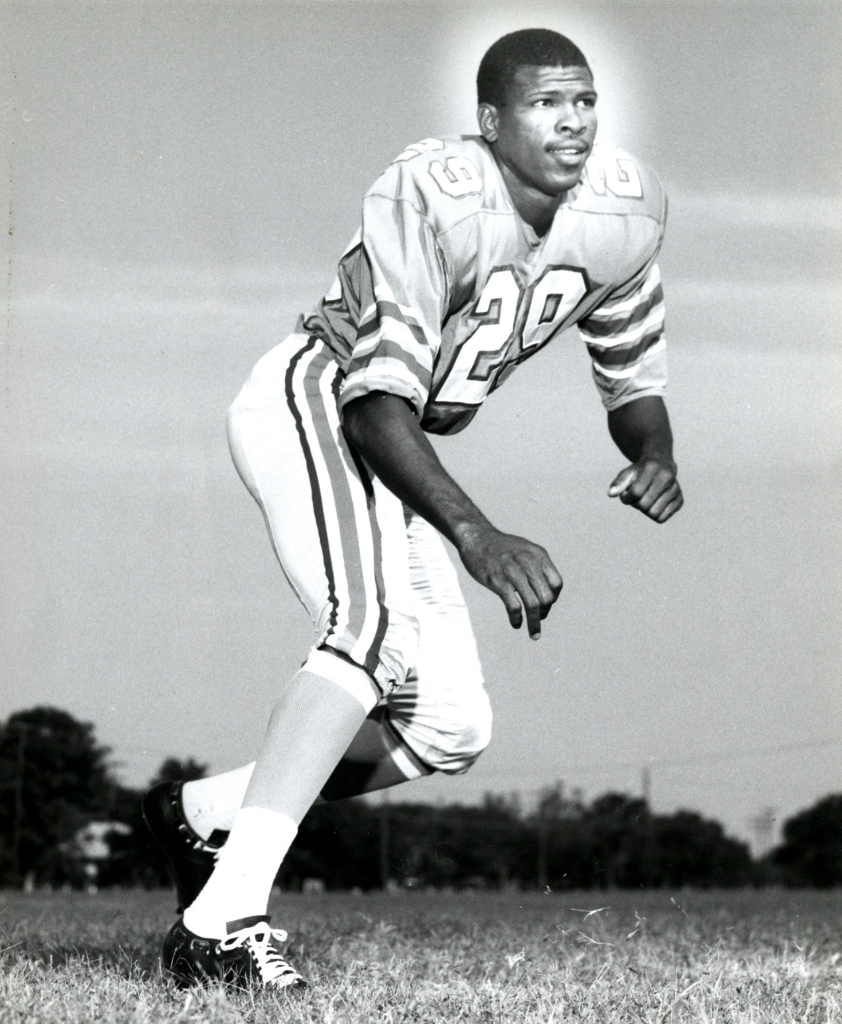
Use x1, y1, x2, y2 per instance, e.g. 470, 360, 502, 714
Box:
227, 331, 492, 774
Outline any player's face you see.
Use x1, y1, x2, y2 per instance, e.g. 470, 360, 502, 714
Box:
480, 65, 598, 198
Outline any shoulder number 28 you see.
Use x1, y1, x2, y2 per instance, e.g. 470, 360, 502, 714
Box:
394, 138, 483, 198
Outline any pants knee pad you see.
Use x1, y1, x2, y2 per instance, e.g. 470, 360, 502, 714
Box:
436, 693, 493, 775
389, 685, 493, 775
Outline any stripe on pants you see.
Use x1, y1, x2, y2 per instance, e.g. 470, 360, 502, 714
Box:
283, 337, 340, 633
286, 335, 391, 687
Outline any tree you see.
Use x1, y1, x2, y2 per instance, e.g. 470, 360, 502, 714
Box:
770, 794, 842, 887
582, 792, 652, 888
532, 782, 585, 889
99, 756, 209, 889
149, 757, 208, 785
0, 707, 117, 885
653, 809, 753, 888
282, 799, 380, 890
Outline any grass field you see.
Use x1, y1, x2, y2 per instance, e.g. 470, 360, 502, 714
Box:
0, 888, 839, 1023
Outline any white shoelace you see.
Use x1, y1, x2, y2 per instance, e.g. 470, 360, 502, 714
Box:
218, 922, 301, 986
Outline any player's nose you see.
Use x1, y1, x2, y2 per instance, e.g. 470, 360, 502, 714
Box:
555, 102, 587, 134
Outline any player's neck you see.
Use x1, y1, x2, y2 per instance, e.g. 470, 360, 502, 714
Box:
494, 159, 564, 236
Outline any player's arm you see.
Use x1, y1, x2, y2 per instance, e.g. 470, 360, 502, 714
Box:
578, 259, 681, 524
342, 392, 562, 639
606, 395, 682, 523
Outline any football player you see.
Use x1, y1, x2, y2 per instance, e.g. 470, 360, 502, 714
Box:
145, 27, 682, 990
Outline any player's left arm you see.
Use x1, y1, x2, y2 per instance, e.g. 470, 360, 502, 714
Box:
606, 395, 683, 523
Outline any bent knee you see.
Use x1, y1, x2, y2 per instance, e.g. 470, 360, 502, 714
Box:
440, 695, 493, 774
413, 688, 493, 775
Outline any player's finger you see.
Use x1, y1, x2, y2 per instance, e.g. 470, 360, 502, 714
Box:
516, 546, 563, 604
530, 567, 564, 619
608, 465, 637, 498
629, 478, 670, 513
646, 482, 681, 520
654, 492, 684, 523
491, 579, 524, 630
504, 565, 544, 639
625, 466, 675, 512
519, 561, 558, 617
541, 557, 564, 597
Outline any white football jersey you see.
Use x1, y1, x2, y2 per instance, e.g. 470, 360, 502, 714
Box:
302, 135, 668, 434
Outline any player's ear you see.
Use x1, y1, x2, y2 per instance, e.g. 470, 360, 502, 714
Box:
477, 103, 499, 143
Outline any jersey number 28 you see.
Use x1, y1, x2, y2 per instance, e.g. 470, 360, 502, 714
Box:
435, 266, 588, 406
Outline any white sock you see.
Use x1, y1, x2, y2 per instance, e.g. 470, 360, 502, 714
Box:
181, 763, 255, 840
183, 650, 376, 939
183, 807, 297, 939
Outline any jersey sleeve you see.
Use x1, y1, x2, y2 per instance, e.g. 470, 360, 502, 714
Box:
337, 177, 449, 418
578, 262, 667, 411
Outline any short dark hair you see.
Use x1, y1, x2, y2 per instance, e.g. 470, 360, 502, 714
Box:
477, 29, 591, 106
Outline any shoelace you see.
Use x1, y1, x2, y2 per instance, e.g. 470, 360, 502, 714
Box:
218, 923, 300, 986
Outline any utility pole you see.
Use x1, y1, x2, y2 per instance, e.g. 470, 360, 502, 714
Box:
641, 763, 655, 888
537, 813, 548, 889
750, 807, 776, 858
379, 790, 390, 890
11, 723, 28, 881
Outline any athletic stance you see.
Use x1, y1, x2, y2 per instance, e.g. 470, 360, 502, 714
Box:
144, 29, 683, 990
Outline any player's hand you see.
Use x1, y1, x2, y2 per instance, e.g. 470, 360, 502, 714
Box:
454, 524, 563, 639
608, 456, 683, 523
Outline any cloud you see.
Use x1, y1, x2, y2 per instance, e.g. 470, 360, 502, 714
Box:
9, 257, 330, 317
667, 279, 840, 304
668, 192, 842, 232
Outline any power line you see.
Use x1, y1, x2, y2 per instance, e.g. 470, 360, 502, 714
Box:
652, 735, 842, 768
473, 735, 842, 782
110, 734, 842, 795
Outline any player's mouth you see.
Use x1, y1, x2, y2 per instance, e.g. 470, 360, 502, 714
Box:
546, 143, 589, 164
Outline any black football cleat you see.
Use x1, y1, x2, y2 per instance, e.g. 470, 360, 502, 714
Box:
142, 780, 228, 913
162, 915, 307, 990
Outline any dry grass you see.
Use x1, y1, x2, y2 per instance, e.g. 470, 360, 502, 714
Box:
0, 888, 839, 1023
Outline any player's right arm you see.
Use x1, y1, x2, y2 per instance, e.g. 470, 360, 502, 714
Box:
341, 391, 562, 640
337, 142, 562, 637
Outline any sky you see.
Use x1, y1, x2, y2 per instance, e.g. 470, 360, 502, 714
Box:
2, 0, 840, 853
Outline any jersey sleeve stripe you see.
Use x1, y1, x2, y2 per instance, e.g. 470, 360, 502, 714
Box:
591, 337, 666, 380
582, 304, 664, 354
347, 358, 429, 395
341, 360, 430, 412
579, 284, 664, 340
354, 320, 434, 372
587, 326, 663, 370
357, 298, 440, 355
583, 265, 662, 318
346, 337, 433, 387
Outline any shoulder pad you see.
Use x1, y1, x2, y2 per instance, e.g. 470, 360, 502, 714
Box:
366, 136, 490, 223
578, 140, 666, 221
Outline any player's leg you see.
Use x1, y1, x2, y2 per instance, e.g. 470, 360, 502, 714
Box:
148, 703, 427, 888
148, 524, 487, 978
145, 703, 425, 914
319, 704, 431, 799
382, 511, 493, 775
323, 512, 492, 795
147, 422, 488, 938
172, 709, 424, 842
174, 333, 419, 950
181, 651, 376, 940
168, 513, 487, 834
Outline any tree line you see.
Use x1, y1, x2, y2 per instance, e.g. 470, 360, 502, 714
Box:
1, 706, 839, 890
